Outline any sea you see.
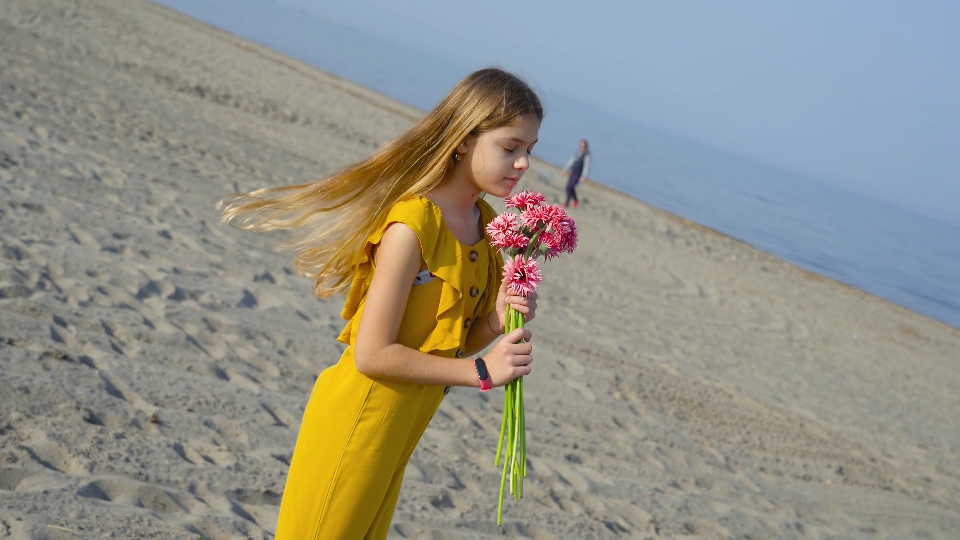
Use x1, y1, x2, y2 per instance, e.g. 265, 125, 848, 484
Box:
156, 0, 960, 330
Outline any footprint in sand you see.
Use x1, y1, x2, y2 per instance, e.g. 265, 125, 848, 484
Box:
98, 370, 158, 418
208, 488, 283, 531
99, 320, 141, 357
606, 498, 655, 534
184, 439, 236, 467
81, 407, 124, 430
561, 379, 596, 402
173, 441, 213, 466
49, 317, 78, 349
0, 467, 38, 492
186, 516, 258, 540
21, 431, 85, 476
136, 278, 175, 301
78, 477, 206, 515
260, 402, 297, 429
223, 366, 271, 392
203, 416, 250, 445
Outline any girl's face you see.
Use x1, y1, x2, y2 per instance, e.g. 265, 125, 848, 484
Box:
460, 115, 540, 198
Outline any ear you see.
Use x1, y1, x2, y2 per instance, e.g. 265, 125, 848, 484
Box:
457, 139, 470, 155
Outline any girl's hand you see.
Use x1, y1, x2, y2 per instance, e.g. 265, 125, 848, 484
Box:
483, 328, 533, 387
493, 279, 539, 331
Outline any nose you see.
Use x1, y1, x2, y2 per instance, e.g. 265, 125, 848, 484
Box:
515, 156, 529, 171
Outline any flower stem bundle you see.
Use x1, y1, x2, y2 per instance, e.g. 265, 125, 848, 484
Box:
486, 191, 577, 524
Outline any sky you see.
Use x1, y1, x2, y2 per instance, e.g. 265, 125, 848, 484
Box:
279, 0, 959, 226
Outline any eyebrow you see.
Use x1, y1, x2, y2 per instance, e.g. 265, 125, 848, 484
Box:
503, 137, 538, 145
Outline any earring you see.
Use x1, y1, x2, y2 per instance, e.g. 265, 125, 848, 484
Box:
453, 150, 464, 162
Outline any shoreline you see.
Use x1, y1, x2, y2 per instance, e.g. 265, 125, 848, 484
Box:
578, 178, 960, 339
153, 0, 957, 335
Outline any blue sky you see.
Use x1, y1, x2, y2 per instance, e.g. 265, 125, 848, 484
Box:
280, 0, 959, 225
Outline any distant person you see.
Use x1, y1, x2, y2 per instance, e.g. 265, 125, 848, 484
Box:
219, 68, 539, 539
562, 139, 590, 208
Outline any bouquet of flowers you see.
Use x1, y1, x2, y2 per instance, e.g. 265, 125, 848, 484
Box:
485, 190, 578, 524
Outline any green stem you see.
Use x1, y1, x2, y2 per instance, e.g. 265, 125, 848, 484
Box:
496, 302, 532, 521
524, 230, 543, 260
520, 378, 526, 477
495, 392, 507, 467
497, 442, 508, 525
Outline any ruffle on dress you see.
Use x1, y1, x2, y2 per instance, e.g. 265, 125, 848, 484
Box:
337, 196, 503, 356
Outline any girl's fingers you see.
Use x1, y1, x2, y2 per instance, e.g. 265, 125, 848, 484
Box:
513, 343, 533, 355
506, 297, 537, 314
508, 349, 533, 362
510, 288, 537, 300
502, 327, 531, 344
511, 305, 531, 315
510, 355, 532, 367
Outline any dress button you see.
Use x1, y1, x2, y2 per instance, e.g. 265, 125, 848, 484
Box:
470, 286, 479, 297
463, 318, 472, 329
468, 250, 478, 262
443, 386, 451, 395
455, 349, 463, 358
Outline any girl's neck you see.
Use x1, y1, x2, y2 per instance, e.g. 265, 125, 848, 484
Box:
427, 172, 482, 216
425, 172, 484, 245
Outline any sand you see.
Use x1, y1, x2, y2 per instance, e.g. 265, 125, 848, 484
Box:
1, 1, 959, 538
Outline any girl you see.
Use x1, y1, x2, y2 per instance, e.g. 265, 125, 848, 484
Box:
562, 139, 590, 208
219, 68, 543, 539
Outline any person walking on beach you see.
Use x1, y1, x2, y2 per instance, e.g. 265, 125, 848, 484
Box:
562, 139, 590, 208
219, 68, 541, 540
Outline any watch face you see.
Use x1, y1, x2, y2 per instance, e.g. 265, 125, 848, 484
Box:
475, 358, 489, 380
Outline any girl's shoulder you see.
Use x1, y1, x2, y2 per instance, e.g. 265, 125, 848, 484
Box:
380, 196, 443, 243
382, 196, 498, 241
384, 196, 439, 227
341, 195, 501, 327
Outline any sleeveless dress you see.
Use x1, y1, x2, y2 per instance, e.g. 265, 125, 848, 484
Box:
275, 196, 503, 539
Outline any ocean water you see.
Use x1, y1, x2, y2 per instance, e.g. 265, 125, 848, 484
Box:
156, 0, 960, 330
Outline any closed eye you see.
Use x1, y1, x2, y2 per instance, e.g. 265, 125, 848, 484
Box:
504, 145, 534, 156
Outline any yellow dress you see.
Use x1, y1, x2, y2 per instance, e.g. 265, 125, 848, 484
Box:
275, 196, 503, 540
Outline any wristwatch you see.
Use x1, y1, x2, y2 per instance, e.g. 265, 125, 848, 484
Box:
475, 358, 491, 392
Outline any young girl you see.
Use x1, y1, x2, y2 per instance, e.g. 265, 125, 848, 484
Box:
219, 68, 543, 539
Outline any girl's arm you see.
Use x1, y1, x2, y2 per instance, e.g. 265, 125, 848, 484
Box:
463, 309, 504, 356
354, 223, 532, 388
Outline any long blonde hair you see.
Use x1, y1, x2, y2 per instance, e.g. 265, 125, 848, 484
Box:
219, 68, 544, 298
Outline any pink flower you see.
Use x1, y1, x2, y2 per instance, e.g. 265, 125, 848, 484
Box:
520, 204, 571, 234
504, 190, 545, 210
502, 255, 542, 297
554, 210, 577, 255
486, 213, 526, 250
539, 230, 563, 260
489, 230, 529, 251
501, 230, 529, 251
560, 223, 578, 254
485, 213, 517, 239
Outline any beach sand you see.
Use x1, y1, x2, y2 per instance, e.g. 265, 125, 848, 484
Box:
2, 1, 959, 538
